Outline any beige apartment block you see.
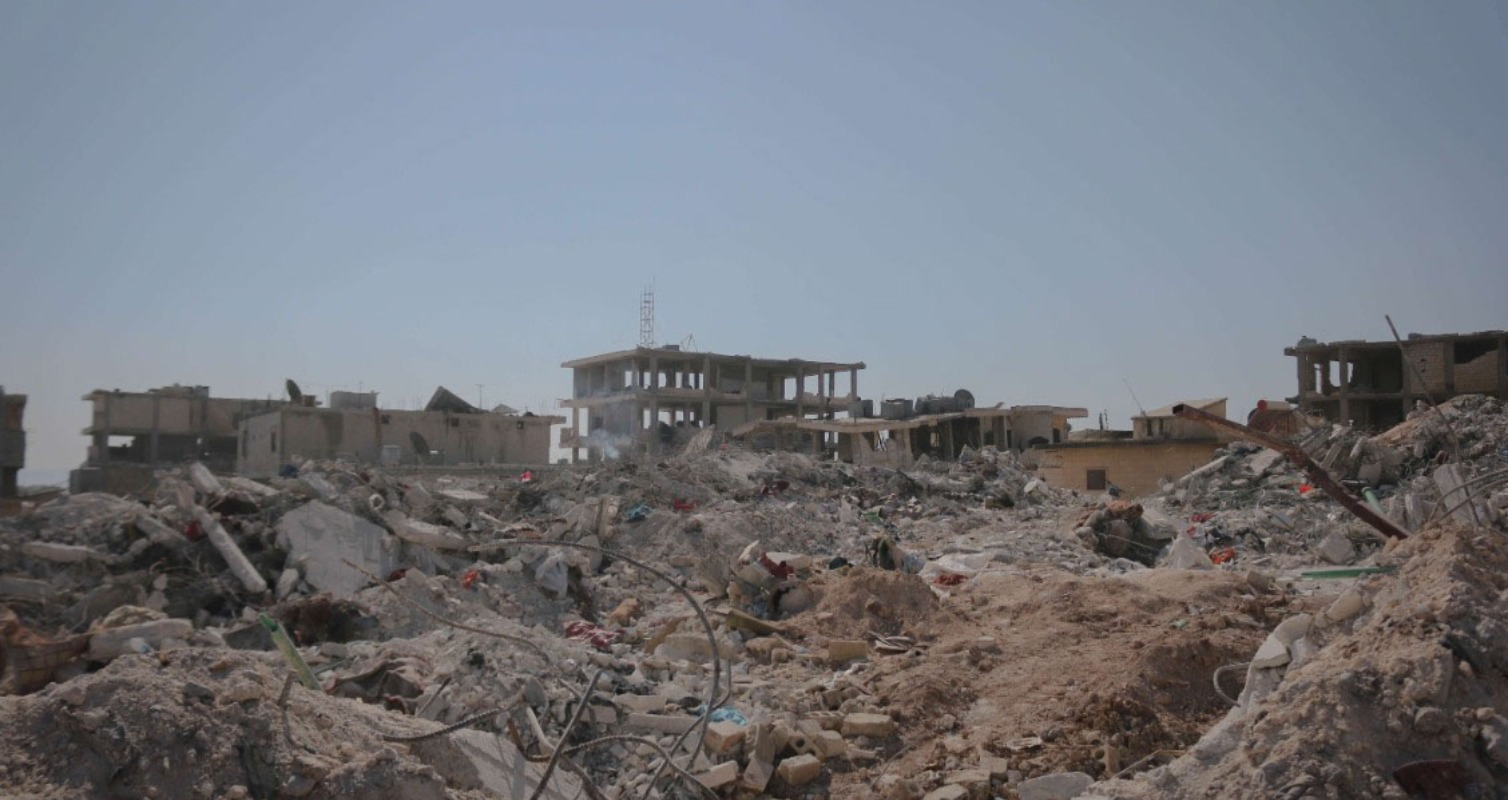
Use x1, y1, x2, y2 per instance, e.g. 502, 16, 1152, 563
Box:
1036, 399, 1229, 497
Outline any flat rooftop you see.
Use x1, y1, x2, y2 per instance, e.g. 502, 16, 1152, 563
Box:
563, 346, 864, 372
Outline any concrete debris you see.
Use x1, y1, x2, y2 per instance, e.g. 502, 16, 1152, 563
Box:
1162, 536, 1213, 570
196, 507, 269, 594
1316, 529, 1357, 565
1018, 770, 1094, 800
276, 502, 398, 598
1, 396, 1505, 799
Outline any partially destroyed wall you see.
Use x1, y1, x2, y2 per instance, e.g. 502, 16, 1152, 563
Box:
1402, 339, 1503, 396
239, 409, 555, 477
1455, 345, 1502, 393
87, 392, 281, 437
1009, 411, 1060, 448
1037, 440, 1222, 496
1403, 341, 1449, 395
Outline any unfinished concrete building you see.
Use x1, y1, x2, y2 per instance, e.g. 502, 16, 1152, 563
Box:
239, 386, 562, 478
1, 388, 25, 499
1286, 330, 1508, 430
1036, 398, 1232, 496
72, 386, 287, 494
560, 347, 864, 461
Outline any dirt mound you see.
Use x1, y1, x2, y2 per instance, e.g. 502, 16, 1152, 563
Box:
1094, 521, 1508, 799
827, 567, 1288, 795
786, 567, 956, 640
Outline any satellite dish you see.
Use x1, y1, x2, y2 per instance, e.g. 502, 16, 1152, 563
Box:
286, 379, 303, 403
409, 432, 430, 456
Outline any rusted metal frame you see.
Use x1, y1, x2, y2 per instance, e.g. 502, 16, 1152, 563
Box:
1172, 403, 1410, 540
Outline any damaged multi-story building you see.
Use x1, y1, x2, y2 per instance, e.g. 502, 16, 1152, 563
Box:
559, 346, 865, 461
238, 386, 561, 478
71, 385, 286, 494
1035, 398, 1233, 496
1, 388, 25, 499
1286, 329, 1508, 430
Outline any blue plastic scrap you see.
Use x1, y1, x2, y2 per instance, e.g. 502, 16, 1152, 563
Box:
623, 503, 651, 522
707, 707, 748, 726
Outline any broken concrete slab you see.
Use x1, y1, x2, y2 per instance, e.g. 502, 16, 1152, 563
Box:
187, 463, 223, 497
132, 514, 189, 552
1250, 634, 1291, 670
1433, 463, 1481, 523
1245, 448, 1284, 477
20, 542, 103, 564
383, 511, 471, 551
1271, 614, 1312, 646
411, 728, 582, 799
1018, 771, 1094, 800
1317, 531, 1356, 565
0, 576, 53, 601
88, 618, 193, 661
275, 502, 397, 598
299, 474, 338, 501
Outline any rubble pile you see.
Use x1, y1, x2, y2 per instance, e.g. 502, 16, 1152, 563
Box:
1125, 394, 1508, 572
0, 442, 1107, 799
2, 398, 1504, 799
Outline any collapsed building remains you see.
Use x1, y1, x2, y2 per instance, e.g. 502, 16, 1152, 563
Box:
1036, 399, 1233, 496
1, 388, 25, 499
1286, 328, 1508, 430
3, 378, 1508, 799
71, 385, 285, 495
238, 386, 561, 478
734, 403, 1087, 468
560, 346, 865, 461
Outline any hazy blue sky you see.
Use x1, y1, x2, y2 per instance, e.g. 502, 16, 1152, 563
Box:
3, 1, 1506, 480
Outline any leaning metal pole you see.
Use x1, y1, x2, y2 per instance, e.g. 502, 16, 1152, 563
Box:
1172, 403, 1410, 540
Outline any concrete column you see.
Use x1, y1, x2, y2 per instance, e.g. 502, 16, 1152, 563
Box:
101, 394, 112, 471
850, 368, 859, 402
571, 407, 580, 464
1336, 348, 1351, 424
743, 360, 754, 426
1443, 344, 1456, 397
796, 368, 805, 419
1499, 335, 1508, 400
150, 394, 161, 466
705, 358, 716, 425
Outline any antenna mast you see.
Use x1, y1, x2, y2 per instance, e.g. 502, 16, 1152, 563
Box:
639, 285, 656, 348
